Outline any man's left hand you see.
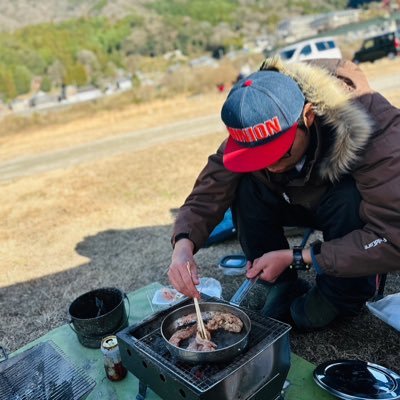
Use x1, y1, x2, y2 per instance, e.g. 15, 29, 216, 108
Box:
246, 249, 293, 282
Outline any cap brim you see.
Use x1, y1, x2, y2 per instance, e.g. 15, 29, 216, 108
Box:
223, 124, 297, 173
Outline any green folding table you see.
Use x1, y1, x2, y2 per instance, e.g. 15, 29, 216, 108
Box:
11, 283, 335, 399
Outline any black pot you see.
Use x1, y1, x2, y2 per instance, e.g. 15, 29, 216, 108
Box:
69, 287, 129, 348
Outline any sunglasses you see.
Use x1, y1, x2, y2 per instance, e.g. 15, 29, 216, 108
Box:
280, 142, 294, 160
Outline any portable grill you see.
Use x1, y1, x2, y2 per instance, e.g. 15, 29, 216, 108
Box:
117, 296, 291, 400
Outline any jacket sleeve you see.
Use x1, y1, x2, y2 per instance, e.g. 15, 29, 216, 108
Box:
172, 140, 242, 252
314, 96, 400, 277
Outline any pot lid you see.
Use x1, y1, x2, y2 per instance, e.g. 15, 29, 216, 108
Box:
313, 359, 400, 400
219, 254, 247, 269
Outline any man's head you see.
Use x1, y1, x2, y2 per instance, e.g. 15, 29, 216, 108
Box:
221, 70, 314, 173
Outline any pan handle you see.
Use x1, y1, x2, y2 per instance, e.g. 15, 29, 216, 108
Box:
229, 228, 314, 306
229, 274, 260, 306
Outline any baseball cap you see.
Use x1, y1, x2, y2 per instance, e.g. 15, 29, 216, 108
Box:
221, 70, 305, 172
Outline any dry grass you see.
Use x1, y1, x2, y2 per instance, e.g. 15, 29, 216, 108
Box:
0, 130, 227, 287
0, 92, 225, 163
1, 59, 400, 371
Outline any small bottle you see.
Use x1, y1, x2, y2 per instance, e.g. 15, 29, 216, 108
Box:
100, 335, 127, 381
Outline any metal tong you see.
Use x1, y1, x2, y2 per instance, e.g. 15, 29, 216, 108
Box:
229, 227, 314, 306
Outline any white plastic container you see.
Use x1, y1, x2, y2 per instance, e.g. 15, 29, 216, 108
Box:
218, 255, 247, 276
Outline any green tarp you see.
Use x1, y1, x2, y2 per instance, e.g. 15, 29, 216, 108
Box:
12, 283, 335, 399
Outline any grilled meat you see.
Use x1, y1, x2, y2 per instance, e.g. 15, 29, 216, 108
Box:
206, 312, 243, 333
169, 324, 198, 346
169, 311, 243, 351
186, 331, 217, 352
175, 312, 213, 328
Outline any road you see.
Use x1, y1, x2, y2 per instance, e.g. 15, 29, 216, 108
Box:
0, 114, 223, 182
0, 74, 399, 183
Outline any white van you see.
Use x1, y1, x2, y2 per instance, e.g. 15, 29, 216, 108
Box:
277, 37, 342, 63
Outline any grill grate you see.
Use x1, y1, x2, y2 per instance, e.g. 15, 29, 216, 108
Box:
0, 340, 95, 400
132, 304, 289, 392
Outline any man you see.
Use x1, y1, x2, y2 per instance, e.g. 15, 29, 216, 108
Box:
168, 57, 400, 331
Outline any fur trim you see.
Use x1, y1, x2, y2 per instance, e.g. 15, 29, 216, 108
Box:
260, 57, 373, 182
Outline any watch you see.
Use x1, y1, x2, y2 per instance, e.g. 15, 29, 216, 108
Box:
290, 246, 311, 271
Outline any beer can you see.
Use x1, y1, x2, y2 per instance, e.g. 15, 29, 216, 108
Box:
100, 335, 127, 381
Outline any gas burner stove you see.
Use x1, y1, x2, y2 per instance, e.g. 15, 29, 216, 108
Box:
117, 296, 291, 400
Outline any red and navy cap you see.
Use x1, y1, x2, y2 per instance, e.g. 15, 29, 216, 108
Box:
221, 70, 305, 172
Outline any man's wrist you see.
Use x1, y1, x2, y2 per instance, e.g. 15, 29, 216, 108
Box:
173, 236, 194, 253
171, 233, 190, 248
301, 248, 312, 265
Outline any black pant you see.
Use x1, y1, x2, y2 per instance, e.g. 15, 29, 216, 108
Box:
232, 174, 376, 315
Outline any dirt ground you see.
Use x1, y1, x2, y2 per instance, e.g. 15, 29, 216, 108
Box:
1, 59, 400, 372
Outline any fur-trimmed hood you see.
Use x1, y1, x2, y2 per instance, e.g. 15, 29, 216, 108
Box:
260, 57, 374, 182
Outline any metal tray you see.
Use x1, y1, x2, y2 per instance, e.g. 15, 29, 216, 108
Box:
0, 340, 96, 400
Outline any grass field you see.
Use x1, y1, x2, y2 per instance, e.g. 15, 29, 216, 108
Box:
1, 58, 400, 371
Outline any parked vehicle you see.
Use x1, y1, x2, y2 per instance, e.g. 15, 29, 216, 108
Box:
276, 37, 342, 63
352, 31, 400, 64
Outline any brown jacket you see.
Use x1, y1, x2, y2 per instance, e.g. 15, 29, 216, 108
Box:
173, 58, 400, 278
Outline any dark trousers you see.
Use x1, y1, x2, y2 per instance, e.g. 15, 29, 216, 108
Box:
232, 174, 376, 315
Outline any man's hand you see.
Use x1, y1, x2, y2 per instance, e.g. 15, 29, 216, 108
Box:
246, 249, 293, 282
168, 238, 200, 299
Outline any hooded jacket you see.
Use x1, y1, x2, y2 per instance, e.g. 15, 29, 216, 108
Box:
173, 58, 400, 278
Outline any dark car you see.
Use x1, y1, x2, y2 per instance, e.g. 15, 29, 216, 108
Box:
353, 31, 400, 63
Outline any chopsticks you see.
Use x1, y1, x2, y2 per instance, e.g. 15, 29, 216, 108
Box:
194, 298, 208, 340
186, 262, 208, 340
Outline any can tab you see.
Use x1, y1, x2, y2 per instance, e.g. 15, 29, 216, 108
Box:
102, 336, 118, 350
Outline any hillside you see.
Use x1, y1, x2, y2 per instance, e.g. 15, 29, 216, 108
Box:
0, 0, 348, 32
0, 0, 355, 102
